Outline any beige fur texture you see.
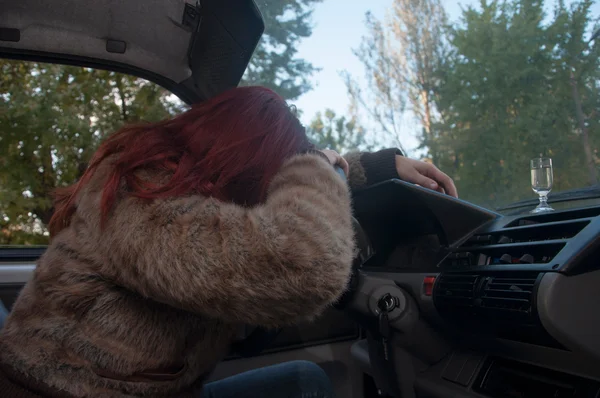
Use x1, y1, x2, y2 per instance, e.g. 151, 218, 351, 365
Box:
0, 153, 356, 397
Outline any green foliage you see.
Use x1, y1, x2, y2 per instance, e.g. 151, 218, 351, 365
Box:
240, 0, 322, 100
348, 0, 600, 210
0, 0, 323, 244
0, 63, 178, 244
306, 109, 374, 153
433, 0, 600, 208
4, 0, 599, 245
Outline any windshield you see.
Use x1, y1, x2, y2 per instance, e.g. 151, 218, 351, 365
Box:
252, 0, 600, 211
1, 0, 599, 245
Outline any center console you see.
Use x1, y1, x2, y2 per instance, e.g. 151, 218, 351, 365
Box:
351, 180, 600, 398
433, 206, 600, 349
439, 206, 600, 273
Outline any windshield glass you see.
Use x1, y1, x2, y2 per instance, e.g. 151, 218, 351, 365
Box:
252, 0, 600, 211
1, 0, 599, 246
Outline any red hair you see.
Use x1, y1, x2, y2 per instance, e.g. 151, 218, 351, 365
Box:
49, 86, 312, 237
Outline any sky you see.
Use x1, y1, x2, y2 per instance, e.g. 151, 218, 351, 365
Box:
291, 0, 600, 155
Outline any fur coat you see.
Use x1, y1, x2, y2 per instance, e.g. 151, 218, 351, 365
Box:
0, 149, 399, 397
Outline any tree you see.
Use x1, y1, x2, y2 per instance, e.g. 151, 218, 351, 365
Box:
240, 0, 322, 100
0, 63, 179, 244
343, 0, 450, 156
306, 109, 374, 153
345, 0, 599, 209
0, 0, 323, 244
429, 0, 600, 209
555, 2, 600, 184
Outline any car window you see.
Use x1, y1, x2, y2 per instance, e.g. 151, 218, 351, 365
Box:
0, 60, 188, 246
255, 0, 600, 211
2, 0, 599, 248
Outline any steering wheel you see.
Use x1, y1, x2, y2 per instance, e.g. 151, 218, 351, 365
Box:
332, 166, 373, 308
232, 166, 369, 356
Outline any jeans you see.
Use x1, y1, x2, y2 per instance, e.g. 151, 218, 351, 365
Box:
0, 300, 335, 398
203, 361, 336, 398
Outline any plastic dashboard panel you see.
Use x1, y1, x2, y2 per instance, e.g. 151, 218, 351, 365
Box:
351, 179, 600, 357
352, 179, 600, 276
351, 179, 499, 251
439, 205, 600, 275
348, 182, 600, 398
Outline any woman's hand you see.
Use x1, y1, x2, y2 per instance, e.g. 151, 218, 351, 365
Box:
321, 149, 350, 177
395, 156, 458, 198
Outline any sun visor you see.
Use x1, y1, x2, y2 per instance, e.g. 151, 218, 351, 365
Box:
183, 0, 264, 101
0, 0, 264, 104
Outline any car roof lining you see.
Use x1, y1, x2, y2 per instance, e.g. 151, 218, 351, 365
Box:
1, 0, 192, 83
0, 0, 265, 103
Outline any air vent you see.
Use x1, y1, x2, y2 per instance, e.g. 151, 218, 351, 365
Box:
434, 272, 565, 349
466, 220, 589, 246
443, 207, 596, 271
434, 272, 541, 322
435, 274, 479, 309
480, 274, 538, 314
444, 242, 564, 268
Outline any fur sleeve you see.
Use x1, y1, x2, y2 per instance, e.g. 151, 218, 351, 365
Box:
96, 154, 355, 328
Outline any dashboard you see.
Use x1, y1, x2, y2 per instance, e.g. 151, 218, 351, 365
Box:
349, 179, 600, 398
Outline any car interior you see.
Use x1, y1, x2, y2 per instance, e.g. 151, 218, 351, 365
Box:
2, 1, 600, 397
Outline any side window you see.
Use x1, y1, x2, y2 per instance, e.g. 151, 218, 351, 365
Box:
0, 60, 188, 246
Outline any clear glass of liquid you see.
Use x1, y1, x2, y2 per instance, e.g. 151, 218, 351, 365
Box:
530, 157, 554, 213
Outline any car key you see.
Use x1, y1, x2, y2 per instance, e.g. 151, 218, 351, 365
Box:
378, 309, 390, 361
377, 296, 393, 361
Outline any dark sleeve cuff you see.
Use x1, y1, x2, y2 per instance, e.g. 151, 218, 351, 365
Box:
360, 148, 402, 185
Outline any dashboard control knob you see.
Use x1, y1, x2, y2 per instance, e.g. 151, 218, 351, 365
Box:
497, 235, 512, 244
519, 254, 534, 264
476, 253, 489, 266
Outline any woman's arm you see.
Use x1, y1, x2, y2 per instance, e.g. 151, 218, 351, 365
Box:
344, 148, 458, 197
344, 148, 403, 190
93, 154, 355, 328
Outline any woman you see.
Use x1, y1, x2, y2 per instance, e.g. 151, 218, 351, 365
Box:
0, 86, 455, 398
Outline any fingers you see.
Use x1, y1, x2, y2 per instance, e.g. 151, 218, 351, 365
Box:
320, 149, 338, 166
418, 162, 458, 198
415, 184, 445, 195
395, 156, 458, 197
434, 170, 458, 198
320, 149, 349, 177
338, 156, 350, 177
319, 150, 336, 168
412, 173, 441, 192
